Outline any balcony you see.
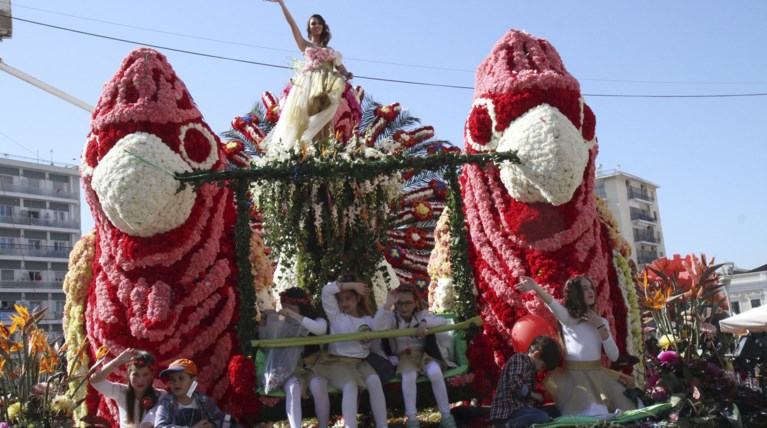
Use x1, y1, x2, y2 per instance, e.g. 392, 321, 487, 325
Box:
633, 229, 659, 244
0, 176, 78, 200
627, 186, 654, 202
0, 243, 73, 259
637, 250, 659, 265
630, 207, 656, 224
0, 213, 80, 230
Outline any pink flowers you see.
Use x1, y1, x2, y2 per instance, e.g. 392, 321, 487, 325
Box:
657, 350, 680, 368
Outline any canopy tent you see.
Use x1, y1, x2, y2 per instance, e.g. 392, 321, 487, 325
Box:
719, 305, 767, 334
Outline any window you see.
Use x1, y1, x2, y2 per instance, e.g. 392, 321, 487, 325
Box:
1, 270, 13, 281
27, 271, 42, 281
731, 301, 741, 314
0, 237, 13, 249
28, 239, 42, 250
26, 210, 40, 219
0, 205, 12, 217
53, 241, 70, 252
751, 299, 761, 309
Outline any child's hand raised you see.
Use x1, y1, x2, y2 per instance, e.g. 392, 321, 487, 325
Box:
348, 282, 371, 296
582, 309, 603, 328
515, 275, 537, 293
384, 290, 399, 309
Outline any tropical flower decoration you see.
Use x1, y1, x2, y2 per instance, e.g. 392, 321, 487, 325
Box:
1, 305, 108, 426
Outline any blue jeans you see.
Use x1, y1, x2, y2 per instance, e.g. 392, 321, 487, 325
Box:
505, 406, 552, 428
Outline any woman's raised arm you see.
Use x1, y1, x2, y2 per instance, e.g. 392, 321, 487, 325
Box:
265, 0, 308, 52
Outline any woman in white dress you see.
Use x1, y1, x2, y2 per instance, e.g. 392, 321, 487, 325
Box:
265, 0, 354, 155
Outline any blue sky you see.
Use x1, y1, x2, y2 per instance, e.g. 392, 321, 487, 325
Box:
1, 0, 766, 269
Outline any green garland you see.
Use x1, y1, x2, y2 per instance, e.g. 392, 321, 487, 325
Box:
177, 151, 520, 186
233, 180, 259, 348
446, 167, 477, 320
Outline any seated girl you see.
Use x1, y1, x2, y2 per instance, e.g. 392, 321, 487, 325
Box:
312, 278, 388, 428
374, 285, 457, 428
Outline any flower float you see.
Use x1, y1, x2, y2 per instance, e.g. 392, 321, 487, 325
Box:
64, 48, 260, 423
456, 30, 641, 392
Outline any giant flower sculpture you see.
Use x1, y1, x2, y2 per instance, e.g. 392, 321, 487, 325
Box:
64, 48, 257, 423
459, 30, 641, 389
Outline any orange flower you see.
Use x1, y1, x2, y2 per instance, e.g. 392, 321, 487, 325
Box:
95, 345, 110, 361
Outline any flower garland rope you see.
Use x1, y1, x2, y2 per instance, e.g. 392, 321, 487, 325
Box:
233, 179, 259, 347
176, 151, 521, 186
446, 167, 477, 320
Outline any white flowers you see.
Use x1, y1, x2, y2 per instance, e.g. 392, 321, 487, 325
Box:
496, 104, 591, 206
91, 132, 196, 237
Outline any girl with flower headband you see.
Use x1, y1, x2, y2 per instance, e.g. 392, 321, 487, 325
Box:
373, 284, 457, 428
259, 287, 328, 428
264, 0, 354, 152
312, 276, 388, 428
516, 275, 639, 416
90, 348, 165, 427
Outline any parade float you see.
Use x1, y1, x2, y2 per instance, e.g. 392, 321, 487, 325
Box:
4, 27, 754, 428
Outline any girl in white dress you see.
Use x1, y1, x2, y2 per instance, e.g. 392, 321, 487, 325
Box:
374, 285, 457, 428
516, 275, 637, 416
90, 348, 165, 428
313, 279, 388, 428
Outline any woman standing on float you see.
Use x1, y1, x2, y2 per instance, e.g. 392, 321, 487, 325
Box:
264, 0, 353, 152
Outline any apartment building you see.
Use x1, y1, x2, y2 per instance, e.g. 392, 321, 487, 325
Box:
595, 165, 667, 267
0, 155, 81, 335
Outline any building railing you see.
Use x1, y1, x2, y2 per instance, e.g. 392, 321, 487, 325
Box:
0, 280, 64, 289
0, 214, 80, 229
633, 229, 659, 244
627, 187, 654, 202
0, 176, 78, 200
0, 243, 73, 258
637, 250, 659, 265
629, 207, 655, 223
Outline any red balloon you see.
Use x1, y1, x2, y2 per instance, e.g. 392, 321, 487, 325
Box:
511, 314, 559, 353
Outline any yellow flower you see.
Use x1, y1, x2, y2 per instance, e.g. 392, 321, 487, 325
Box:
658, 334, 679, 349
95, 344, 111, 360
8, 401, 22, 421
52, 395, 75, 414
9, 304, 30, 334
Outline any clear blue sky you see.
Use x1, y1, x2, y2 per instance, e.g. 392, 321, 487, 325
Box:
1, 0, 766, 269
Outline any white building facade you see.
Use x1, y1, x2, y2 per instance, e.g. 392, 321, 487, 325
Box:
0, 155, 81, 334
724, 265, 766, 315
595, 166, 667, 267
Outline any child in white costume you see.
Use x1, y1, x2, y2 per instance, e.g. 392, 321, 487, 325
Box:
374, 285, 457, 428
516, 275, 637, 416
260, 287, 329, 428
313, 280, 388, 428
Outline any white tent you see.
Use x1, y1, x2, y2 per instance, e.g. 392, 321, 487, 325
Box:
719, 305, 767, 335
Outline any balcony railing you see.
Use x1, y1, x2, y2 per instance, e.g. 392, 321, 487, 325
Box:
0, 177, 78, 200
633, 229, 659, 244
0, 280, 64, 289
629, 207, 655, 223
0, 243, 73, 258
637, 250, 659, 265
627, 187, 654, 202
0, 214, 80, 229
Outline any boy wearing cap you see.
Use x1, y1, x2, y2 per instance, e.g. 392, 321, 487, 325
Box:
155, 358, 226, 428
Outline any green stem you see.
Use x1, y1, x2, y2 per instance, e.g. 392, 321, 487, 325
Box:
446, 167, 476, 321
252, 315, 483, 348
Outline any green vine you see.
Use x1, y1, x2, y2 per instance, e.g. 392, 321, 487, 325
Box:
446, 167, 477, 320
233, 179, 258, 349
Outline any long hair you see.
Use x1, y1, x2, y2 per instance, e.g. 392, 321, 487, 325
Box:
125, 351, 158, 424
563, 275, 594, 319
280, 287, 318, 319
306, 14, 331, 46
395, 284, 425, 313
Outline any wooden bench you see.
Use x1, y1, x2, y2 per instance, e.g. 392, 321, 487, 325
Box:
252, 314, 479, 397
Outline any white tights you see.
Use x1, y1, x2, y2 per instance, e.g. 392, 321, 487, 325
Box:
401, 361, 451, 420
335, 375, 388, 428
309, 377, 330, 428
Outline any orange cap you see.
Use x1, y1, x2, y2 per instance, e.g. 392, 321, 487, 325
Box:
159, 358, 198, 378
